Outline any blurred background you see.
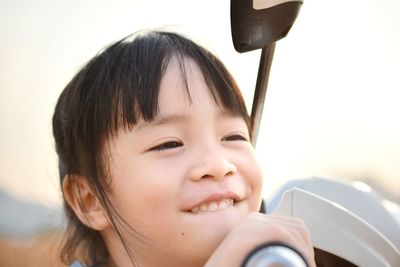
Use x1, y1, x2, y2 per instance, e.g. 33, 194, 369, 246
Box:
1, 0, 399, 239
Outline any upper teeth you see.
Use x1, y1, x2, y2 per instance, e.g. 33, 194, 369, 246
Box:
191, 199, 234, 213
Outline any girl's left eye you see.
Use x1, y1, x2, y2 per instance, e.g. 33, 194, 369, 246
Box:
222, 134, 248, 142
150, 141, 183, 152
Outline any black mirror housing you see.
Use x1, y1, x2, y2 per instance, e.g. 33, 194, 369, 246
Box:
231, 0, 303, 53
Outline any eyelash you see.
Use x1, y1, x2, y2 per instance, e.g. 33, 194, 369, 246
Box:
151, 141, 183, 152
150, 133, 247, 152
222, 134, 248, 142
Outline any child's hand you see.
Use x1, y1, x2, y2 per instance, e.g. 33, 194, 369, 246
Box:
205, 212, 316, 267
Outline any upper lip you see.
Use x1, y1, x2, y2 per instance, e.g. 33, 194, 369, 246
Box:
185, 191, 241, 211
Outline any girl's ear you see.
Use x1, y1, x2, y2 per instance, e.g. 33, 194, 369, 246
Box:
63, 175, 109, 231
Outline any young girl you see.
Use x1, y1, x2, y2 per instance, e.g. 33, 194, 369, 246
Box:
53, 30, 315, 267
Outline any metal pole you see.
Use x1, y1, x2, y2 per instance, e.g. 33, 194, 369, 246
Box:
250, 44, 276, 145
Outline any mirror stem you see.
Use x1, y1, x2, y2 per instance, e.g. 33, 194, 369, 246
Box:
250, 43, 276, 145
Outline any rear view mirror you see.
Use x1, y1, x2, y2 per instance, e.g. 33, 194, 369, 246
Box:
231, 0, 303, 142
231, 0, 303, 52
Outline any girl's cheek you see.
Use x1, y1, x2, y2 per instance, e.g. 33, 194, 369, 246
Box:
249, 155, 264, 197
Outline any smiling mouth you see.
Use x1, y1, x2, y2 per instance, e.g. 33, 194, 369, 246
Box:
190, 198, 235, 214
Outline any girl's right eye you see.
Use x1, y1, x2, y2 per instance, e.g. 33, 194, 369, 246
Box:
150, 141, 183, 152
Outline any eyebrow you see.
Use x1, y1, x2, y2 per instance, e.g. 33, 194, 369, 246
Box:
137, 109, 241, 131
150, 114, 188, 127
136, 114, 188, 132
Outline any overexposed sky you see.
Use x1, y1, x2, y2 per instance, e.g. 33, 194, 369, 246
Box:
1, 0, 399, 206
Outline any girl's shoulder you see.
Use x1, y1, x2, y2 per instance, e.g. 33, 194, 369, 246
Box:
70, 260, 87, 267
70, 260, 100, 267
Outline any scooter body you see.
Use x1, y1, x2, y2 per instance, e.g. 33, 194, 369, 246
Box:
231, 0, 400, 265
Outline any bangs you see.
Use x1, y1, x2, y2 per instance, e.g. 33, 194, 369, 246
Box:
80, 31, 250, 142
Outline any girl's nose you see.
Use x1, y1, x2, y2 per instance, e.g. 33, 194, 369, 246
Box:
187, 146, 237, 182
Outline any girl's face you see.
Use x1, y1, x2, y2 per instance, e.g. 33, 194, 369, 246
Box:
103, 57, 263, 267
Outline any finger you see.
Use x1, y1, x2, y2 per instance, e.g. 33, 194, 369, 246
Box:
243, 213, 315, 265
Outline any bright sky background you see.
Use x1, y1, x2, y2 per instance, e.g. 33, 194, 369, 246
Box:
1, 0, 399, 207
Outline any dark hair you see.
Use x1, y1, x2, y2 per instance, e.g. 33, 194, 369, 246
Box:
53, 30, 250, 266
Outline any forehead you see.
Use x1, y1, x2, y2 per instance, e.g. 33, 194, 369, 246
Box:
157, 57, 220, 113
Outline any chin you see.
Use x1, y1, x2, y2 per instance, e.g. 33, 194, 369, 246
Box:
185, 207, 245, 246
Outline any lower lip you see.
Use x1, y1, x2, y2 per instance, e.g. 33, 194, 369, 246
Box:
186, 200, 243, 215
184, 204, 244, 231
192, 205, 233, 214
